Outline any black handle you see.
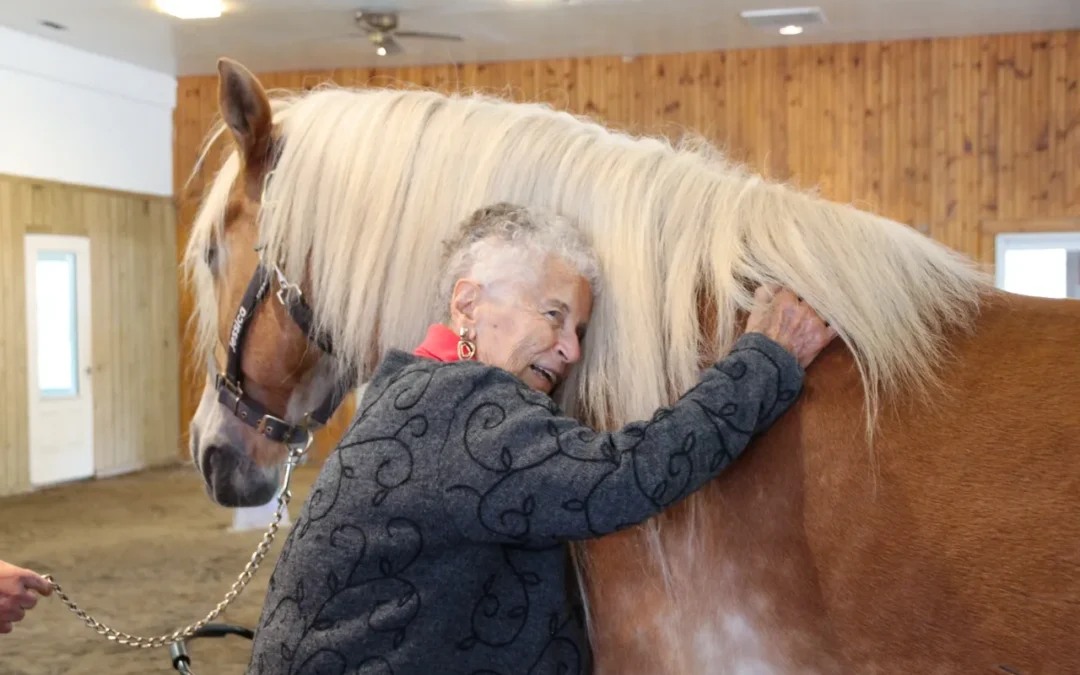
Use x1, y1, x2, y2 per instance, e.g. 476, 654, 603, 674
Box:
169, 624, 254, 673
190, 623, 255, 640
169, 640, 191, 671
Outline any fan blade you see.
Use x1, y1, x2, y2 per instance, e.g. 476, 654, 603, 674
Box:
380, 36, 405, 55
393, 30, 464, 42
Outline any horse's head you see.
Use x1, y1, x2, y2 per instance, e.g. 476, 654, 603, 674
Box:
184, 59, 347, 507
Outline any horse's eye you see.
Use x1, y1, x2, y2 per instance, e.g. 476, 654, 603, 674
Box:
205, 244, 219, 272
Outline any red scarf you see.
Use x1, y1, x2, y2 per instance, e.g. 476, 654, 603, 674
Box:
413, 324, 462, 362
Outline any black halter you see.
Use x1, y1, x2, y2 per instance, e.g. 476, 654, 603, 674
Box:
215, 261, 352, 447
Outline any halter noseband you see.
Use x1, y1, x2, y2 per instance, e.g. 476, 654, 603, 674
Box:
215, 259, 352, 447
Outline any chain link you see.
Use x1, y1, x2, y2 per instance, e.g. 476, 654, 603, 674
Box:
44, 443, 308, 650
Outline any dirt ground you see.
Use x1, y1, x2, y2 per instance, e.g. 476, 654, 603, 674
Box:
0, 463, 320, 675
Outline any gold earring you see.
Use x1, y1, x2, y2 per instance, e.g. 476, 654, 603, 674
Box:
457, 326, 476, 361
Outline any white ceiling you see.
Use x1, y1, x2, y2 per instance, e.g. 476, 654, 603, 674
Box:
2, 0, 1078, 77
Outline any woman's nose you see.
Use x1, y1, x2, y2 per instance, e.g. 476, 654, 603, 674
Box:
557, 333, 582, 364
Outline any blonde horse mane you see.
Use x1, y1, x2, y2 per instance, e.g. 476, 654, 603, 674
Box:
183, 83, 990, 443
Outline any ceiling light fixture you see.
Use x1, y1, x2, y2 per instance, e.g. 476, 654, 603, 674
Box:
156, 0, 224, 20
740, 7, 826, 33
376, 46, 387, 56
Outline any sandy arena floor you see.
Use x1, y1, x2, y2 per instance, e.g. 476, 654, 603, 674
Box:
0, 463, 320, 675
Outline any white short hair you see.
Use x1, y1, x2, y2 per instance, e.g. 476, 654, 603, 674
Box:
437, 203, 602, 318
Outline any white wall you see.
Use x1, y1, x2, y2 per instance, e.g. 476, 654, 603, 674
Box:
0, 26, 175, 197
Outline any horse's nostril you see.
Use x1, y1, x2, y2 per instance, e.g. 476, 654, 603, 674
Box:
202, 444, 241, 505
200, 444, 276, 507
202, 444, 233, 484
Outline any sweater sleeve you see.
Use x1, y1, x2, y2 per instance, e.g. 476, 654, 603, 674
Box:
438, 332, 804, 546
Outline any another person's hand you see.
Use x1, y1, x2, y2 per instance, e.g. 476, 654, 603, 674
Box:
745, 285, 837, 369
0, 560, 52, 634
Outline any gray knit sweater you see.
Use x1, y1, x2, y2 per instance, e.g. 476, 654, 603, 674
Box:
246, 332, 803, 675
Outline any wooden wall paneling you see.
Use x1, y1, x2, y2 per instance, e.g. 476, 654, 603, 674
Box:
108, 193, 125, 470
1070, 34, 1080, 214
117, 196, 134, 469
0, 180, 11, 493
533, 58, 572, 112
886, 40, 913, 229
172, 31, 1080, 463
978, 36, 1001, 261
90, 191, 112, 476
1033, 37, 1053, 219
159, 198, 183, 471
1056, 31, 1079, 217
999, 34, 1022, 222
175, 78, 202, 453
693, 52, 721, 153
1015, 35, 1039, 221
833, 45, 850, 198
782, 46, 805, 189
863, 41, 884, 215
0, 175, 180, 497
601, 57, 626, 127
930, 37, 951, 249
1048, 33, 1067, 215
575, 57, 601, 120
727, 49, 759, 169
145, 199, 160, 465
913, 40, 934, 236
0, 180, 30, 496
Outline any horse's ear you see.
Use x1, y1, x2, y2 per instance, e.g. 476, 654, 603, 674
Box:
217, 57, 272, 167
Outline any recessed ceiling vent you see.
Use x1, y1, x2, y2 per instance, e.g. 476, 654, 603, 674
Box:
739, 6, 827, 30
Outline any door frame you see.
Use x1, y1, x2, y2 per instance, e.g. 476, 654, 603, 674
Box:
24, 233, 94, 487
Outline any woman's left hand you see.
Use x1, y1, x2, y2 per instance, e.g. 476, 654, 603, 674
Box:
745, 285, 837, 369
0, 560, 52, 634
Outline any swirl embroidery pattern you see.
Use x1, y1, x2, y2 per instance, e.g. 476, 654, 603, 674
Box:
246, 333, 803, 675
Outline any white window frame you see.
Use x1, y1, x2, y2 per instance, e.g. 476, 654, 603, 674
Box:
993, 231, 1080, 293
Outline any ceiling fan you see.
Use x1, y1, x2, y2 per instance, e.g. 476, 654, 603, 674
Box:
354, 10, 464, 56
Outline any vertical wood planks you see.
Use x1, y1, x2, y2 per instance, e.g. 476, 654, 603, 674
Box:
0, 175, 180, 497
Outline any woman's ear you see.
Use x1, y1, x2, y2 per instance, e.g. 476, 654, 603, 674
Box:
450, 279, 480, 330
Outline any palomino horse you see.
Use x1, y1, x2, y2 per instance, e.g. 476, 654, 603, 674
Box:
183, 58, 1079, 673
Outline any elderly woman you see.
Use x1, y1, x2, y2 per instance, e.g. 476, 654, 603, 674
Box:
246, 203, 835, 675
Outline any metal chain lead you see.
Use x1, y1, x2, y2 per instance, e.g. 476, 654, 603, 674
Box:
44, 442, 309, 650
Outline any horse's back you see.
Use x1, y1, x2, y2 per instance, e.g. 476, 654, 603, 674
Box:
583, 291, 1080, 674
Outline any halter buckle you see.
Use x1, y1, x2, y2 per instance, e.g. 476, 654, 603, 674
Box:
257, 413, 294, 443
215, 374, 244, 415
216, 372, 242, 397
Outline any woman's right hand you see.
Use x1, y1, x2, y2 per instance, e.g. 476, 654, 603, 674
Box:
745, 285, 837, 369
0, 560, 52, 634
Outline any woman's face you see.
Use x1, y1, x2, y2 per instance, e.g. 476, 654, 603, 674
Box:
451, 255, 593, 394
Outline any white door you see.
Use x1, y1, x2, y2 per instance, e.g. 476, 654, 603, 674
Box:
24, 234, 94, 487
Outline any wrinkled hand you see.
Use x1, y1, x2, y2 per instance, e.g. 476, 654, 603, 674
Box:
745, 285, 837, 369
0, 560, 52, 634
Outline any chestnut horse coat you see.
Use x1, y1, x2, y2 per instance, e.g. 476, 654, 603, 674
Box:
583, 290, 1080, 674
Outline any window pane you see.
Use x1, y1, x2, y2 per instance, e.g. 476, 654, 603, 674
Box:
1002, 248, 1067, 299
35, 251, 79, 397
